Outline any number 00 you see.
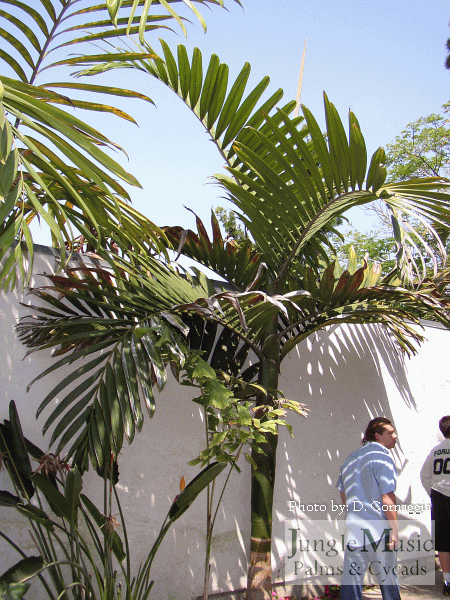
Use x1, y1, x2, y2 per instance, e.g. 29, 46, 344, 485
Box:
433, 457, 450, 475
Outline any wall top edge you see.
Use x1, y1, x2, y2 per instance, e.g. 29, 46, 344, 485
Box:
416, 318, 450, 331
20, 245, 450, 333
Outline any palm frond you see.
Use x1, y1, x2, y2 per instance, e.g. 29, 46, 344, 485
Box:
277, 258, 450, 359
65, 40, 301, 173
215, 95, 450, 286
0, 1, 238, 79
0, 1, 238, 289
168, 253, 450, 362
163, 210, 264, 290
16, 257, 212, 473
66, 45, 450, 286
0, 83, 170, 289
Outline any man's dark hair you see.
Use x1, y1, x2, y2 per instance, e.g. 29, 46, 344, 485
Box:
362, 417, 393, 444
439, 415, 450, 438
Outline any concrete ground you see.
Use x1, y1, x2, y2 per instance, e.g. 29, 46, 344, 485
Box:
362, 570, 445, 599
205, 571, 446, 599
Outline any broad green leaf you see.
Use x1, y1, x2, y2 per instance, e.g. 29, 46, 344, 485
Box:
301, 103, 335, 198
89, 404, 108, 472
0, 101, 13, 163
113, 350, 135, 443
4, 582, 31, 599
0, 146, 18, 199
65, 467, 82, 525
0, 557, 45, 595
177, 44, 191, 100
0, 48, 27, 81
121, 344, 144, 431
160, 39, 178, 93
324, 91, 349, 194
214, 62, 250, 138
32, 473, 69, 520
44, 82, 153, 105
189, 47, 203, 107
8, 401, 32, 479
199, 54, 220, 120
140, 334, 167, 391
130, 338, 156, 417
189, 356, 217, 381
366, 147, 387, 191
106, 0, 121, 24
0, 491, 20, 507
205, 380, 234, 409
206, 63, 229, 129
168, 461, 227, 521
346, 246, 358, 274
349, 111, 367, 189
222, 75, 270, 147
105, 363, 124, 454
80, 494, 126, 562
235, 403, 252, 426
16, 504, 54, 531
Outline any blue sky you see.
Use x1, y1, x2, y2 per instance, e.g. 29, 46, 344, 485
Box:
24, 0, 450, 242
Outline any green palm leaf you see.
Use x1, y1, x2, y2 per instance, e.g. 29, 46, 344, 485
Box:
67, 40, 299, 165
0, 1, 237, 79
214, 95, 450, 286
0, 0, 239, 290
65, 42, 313, 280
277, 258, 450, 359
163, 210, 263, 290
16, 260, 212, 472
0, 79, 172, 289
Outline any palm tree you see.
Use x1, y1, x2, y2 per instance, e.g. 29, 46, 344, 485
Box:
4, 7, 450, 599
15, 58, 450, 600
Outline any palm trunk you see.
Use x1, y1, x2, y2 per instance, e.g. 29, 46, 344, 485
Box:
247, 322, 279, 600
247, 430, 278, 599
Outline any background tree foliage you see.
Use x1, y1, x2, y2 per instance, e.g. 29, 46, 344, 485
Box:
330, 229, 397, 275
385, 101, 450, 182
214, 206, 248, 244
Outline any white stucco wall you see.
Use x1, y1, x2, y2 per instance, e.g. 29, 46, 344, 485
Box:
0, 248, 448, 598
